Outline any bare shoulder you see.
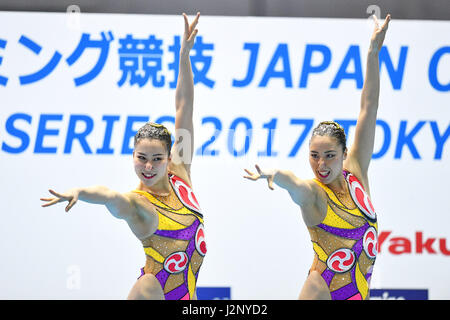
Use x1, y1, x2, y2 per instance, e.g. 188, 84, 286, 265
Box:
300, 178, 325, 202
124, 191, 158, 222
123, 190, 144, 205
304, 178, 321, 192
122, 191, 159, 240
286, 178, 322, 208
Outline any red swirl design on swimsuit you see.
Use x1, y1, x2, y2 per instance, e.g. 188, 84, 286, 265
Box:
327, 248, 356, 273
169, 174, 202, 214
363, 227, 378, 259
346, 173, 376, 221
164, 251, 188, 274
195, 224, 207, 256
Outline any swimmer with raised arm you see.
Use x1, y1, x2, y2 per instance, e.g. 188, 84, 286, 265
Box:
244, 14, 390, 300
41, 13, 206, 300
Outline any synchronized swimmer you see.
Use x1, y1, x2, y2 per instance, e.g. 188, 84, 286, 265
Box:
244, 14, 390, 300
41, 12, 206, 300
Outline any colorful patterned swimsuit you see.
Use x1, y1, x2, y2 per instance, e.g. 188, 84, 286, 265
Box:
307, 171, 378, 300
133, 173, 206, 300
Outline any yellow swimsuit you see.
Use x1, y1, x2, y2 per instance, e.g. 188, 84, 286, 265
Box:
133, 173, 206, 300
307, 171, 378, 300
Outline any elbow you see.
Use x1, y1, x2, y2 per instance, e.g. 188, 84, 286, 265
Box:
361, 101, 379, 114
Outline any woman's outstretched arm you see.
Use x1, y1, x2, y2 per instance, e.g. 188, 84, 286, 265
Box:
244, 164, 323, 225
40, 186, 136, 220
243, 164, 317, 208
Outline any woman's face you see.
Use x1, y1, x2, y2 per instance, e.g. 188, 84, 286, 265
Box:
309, 135, 347, 185
133, 138, 170, 187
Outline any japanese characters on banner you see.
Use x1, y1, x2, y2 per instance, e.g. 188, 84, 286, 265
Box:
0, 11, 449, 300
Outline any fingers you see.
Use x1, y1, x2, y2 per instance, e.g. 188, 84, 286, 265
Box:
41, 189, 72, 210
188, 29, 198, 42
267, 177, 274, 190
40, 197, 60, 207
49, 189, 64, 199
373, 13, 391, 32
190, 12, 200, 31
244, 165, 275, 190
41, 189, 62, 207
381, 14, 391, 31
183, 12, 189, 34
65, 198, 77, 212
183, 12, 200, 37
243, 168, 259, 180
372, 14, 380, 29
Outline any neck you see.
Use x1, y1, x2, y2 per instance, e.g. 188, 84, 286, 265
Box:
327, 173, 347, 193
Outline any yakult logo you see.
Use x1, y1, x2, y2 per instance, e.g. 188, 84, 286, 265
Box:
378, 231, 450, 256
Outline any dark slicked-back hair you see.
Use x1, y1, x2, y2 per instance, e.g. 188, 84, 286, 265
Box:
311, 121, 347, 152
134, 122, 172, 155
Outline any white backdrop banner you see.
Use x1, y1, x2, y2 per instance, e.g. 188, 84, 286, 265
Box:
0, 11, 449, 299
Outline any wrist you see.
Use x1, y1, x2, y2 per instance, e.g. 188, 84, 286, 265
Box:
368, 44, 380, 56
270, 169, 279, 179
180, 47, 191, 58
71, 187, 82, 197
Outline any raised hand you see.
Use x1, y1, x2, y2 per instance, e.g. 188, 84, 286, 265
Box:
370, 14, 391, 52
181, 12, 200, 53
243, 164, 275, 190
40, 189, 79, 212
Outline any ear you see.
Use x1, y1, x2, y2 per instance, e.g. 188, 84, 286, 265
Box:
343, 147, 348, 160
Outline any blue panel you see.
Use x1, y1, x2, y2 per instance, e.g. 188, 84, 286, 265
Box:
370, 289, 428, 300
197, 287, 231, 300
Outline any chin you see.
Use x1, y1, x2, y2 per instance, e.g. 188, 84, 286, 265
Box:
137, 173, 157, 187
316, 172, 330, 182
142, 179, 155, 187
317, 172, 337, 185
145, 176, 160, 187
317, 176, 330, 184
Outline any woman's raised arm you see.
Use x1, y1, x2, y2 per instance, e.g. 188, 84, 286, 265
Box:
171, 12, 200, 177
346, 14, 391, 180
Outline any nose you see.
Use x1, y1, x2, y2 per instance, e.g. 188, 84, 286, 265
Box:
318, 157, 325, 166
145, 161, 153, 171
